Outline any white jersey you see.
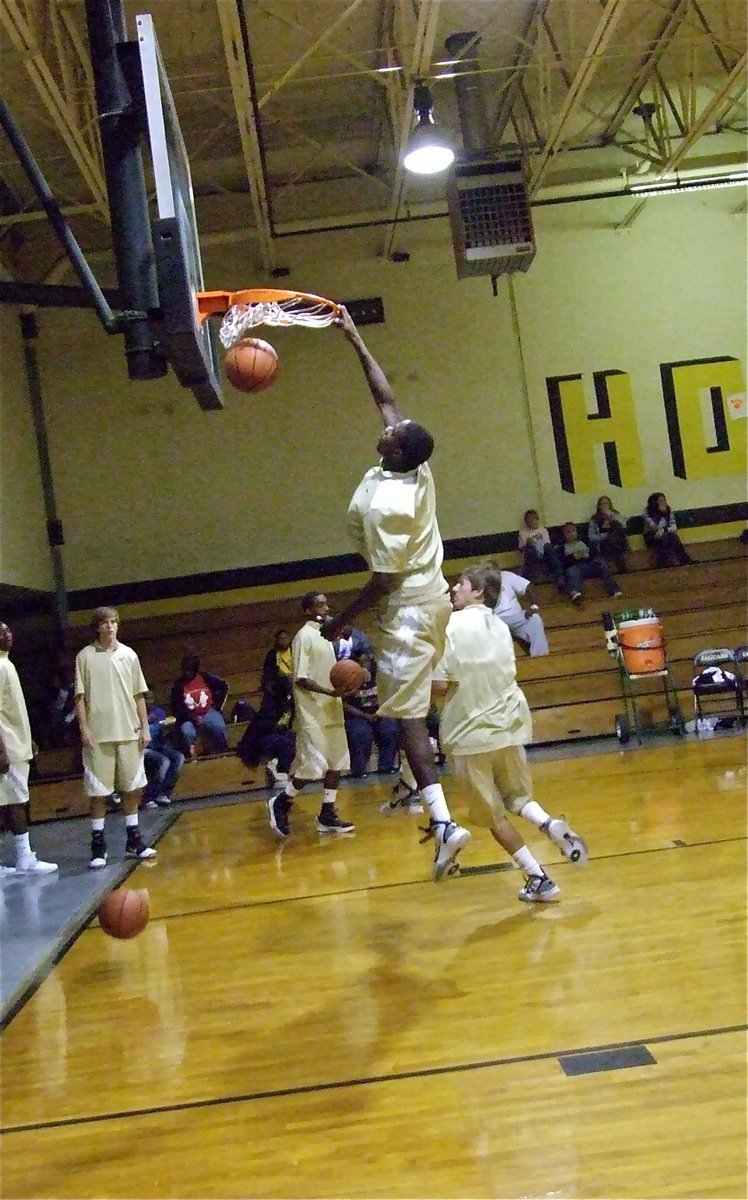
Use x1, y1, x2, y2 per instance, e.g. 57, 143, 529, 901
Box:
433, 604, 532, 755
292, 620, 344, 734
346, 461, 447, 605
0, 652, 33, 762
494, 570, 531, 624
74, 641, 148, 742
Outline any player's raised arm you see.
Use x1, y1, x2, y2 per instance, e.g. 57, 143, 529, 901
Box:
335, 306, 404, 427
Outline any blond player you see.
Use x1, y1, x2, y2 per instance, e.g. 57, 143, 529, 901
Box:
0, 620, 57, 876
267, 592, 355, 838
322, 307, 470, 881
74, 606, 157, 869
432, 564, 588, 902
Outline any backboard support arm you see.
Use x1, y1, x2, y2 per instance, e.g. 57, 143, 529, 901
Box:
0, 94, 124, 336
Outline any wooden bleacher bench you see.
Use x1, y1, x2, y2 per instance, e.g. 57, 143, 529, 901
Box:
32, 746, 82, 779
28, 776, 91, 823
172, 752, 261, 800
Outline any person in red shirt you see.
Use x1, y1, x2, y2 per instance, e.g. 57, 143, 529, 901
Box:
170, 655, 229, 759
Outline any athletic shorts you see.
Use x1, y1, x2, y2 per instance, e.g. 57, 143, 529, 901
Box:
292, 727, 350, 781
82, 741, 147, 797
0, 761, 30, 807
451, 745, 533, 827
376, 592, 451, 720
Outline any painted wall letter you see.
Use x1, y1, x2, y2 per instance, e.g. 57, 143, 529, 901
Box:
660, 357, 747, 479
547, 370, 644, 493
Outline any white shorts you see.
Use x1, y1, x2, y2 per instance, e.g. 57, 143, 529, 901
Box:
292, 727, 350, 780
0, 761, 30, 807
376, 593, 451, 720
82, 741, 147, 797
452, 745, 533, 828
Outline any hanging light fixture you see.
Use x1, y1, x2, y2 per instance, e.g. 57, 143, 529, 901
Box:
403, 83, 455, 175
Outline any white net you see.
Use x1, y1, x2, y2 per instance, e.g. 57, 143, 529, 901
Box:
219, 298, 338, 348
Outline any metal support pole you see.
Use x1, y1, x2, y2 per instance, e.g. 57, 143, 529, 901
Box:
19, 313, 69, 633
0, 95, 120, 335
84, 0, 166, 380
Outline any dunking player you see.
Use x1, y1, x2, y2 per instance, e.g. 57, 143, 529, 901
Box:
321, 307, 470, 881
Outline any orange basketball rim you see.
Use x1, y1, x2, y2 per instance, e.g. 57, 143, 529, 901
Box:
196, 288, 342, 349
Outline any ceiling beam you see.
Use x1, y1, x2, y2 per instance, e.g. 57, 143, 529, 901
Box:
691, 0, 733, 73
257, 0, 371, 111
0, 201, 99, 228
0, 0, 108, 216
275, 119, 392, 194
617, 50, 748, 226
381, 0, 442, 258
529, 0, 629, 194
254, 2, 389, 92
492, 0, 551, 145
602, 0, 691, 141
51, 0, 103, 179
216, 0, 274, 272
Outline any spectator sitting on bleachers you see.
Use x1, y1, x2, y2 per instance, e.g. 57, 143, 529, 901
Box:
332, 623, 374, 663
261, 629, 293, 697
491, 566, 549, 657
40, 663, 78, 750
643, 493, 694, 568
141, 698, 184, 808
170, 655, 229, 759
518, 509, 565, 591
588, 495, 629, 573
340, 650, 399, 778
561, 522, 622, 605
236, 680, 295, 780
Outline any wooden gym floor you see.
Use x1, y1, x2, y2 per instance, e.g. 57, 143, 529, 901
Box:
0, 736, 746, 1199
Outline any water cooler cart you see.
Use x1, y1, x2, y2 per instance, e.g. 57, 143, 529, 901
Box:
604, 609, 686, 744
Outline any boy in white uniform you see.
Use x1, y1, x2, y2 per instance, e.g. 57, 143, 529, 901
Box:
494, 569, 549, 658
0, 621, 58, 875
432, 564, 588, 902
268, 592, 355, 838
322, 307, 470, 882
74, 606, 157, 869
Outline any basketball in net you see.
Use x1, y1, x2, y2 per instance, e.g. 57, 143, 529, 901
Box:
224, 337, 279, 394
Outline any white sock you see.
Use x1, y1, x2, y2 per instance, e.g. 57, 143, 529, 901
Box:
125, 813, 139, 828
513, 846, 544, 875
14, 832, 31, 858
518, 800, 552, 829
322, 789, 337, 807
91, 817, 105, 833
422, 783, 451, 825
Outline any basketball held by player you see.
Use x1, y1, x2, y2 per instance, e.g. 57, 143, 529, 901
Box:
267, 592, 355, 839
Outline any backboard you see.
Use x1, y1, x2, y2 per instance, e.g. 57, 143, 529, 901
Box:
137, 13, 223, 410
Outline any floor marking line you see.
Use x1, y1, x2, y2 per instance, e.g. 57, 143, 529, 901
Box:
3, 1022, 744, 1135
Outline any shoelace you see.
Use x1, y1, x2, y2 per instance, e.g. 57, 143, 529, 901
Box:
523, 872, 547, 892
418, 819, 451, 845
418, 818, 436, 844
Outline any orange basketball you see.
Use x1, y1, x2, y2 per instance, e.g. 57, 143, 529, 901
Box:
98, 887, 150, 940
224, 337, 278, 393
329, 658, 367, 696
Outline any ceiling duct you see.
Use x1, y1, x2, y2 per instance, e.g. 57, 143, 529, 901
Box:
443, 31, 491, 160
444, 31, 536, 281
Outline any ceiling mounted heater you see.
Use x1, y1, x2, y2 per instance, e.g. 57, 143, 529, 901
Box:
445, 32, 536, 280
447, 158, 536, 279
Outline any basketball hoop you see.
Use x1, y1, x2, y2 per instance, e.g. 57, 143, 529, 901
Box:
196, 289, 342, 348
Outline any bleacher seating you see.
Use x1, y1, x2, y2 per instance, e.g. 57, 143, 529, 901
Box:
27, 538, 746, 821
